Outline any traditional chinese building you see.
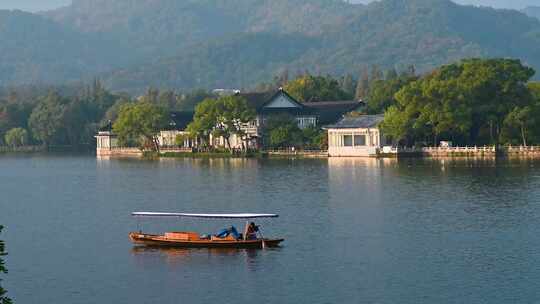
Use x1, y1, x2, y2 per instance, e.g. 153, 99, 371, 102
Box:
219, 88, 362, 149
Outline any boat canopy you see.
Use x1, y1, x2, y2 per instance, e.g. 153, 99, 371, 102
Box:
132, 212, 279, 219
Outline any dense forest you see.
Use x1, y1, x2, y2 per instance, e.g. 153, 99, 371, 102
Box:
1, 0, 540, 92
0, 82, 215, 149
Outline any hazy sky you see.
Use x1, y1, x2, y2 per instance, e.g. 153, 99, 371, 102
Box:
0, 0, 537, 12
0, 0, 71, 12
354, 0, 539, 9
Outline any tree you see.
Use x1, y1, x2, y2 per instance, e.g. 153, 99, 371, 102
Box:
504, 106, 536, 146
212, 96, 256, 150
28, 92, 66, 148
0, 102, 33, 140
4, 128, 28, 147
113, 102, 168, 151
186, 98, 218, 148
370, 65, 383, 82
302, 126, 326, 150
61, 99, 93, 147
284, 75, 353, 102
0, 226, 11, 304
339, 74, 356, 98
101, 98, 133, 126
381, 58, 535, 146
264, 114, 303, 148
187, 96, 256, 151
366, 74, 416, 114
355, 69, 370, 100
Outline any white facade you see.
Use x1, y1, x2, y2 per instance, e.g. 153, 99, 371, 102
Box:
328, 128, 383, 157
325, 115, 386, 157
95, 131, 118, 149
158, 130, 193, 148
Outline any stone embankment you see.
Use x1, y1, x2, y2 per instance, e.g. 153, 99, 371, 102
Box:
385, 146, 540, 158
97, 147, 192, 157
96, 146, 540, 159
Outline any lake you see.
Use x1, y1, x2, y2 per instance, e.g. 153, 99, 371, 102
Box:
2, 155, 540, 303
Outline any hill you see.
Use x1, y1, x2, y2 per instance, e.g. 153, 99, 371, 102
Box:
102, 0, 540, 92
522, 6, 540, 20
1, 0, 540, 92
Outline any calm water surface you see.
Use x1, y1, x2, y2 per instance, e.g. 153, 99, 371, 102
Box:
2, 155, 540, 303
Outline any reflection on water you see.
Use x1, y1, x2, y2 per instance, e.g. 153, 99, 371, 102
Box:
131, 246, 270, 272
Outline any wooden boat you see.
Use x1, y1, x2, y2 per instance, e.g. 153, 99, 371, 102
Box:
129, 212, 284, 249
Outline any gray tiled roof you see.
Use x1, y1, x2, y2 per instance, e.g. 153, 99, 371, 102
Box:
324, 114, 384, 129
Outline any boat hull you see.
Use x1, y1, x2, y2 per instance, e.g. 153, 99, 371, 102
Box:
129, 232, 284, 249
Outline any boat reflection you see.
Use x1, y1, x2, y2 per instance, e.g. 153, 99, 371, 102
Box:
131, 246, 278, 270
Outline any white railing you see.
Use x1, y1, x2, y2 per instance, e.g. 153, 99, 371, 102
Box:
506, 145, 540, 152
381, 146, 497, 154
422, 146, 496, 153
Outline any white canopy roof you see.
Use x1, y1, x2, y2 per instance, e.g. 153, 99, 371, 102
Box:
132, 212, 279, 219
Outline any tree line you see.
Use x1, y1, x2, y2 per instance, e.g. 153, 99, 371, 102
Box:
3, 58, 537, 151
377, 58, 540, 147
0, 82, 214, 150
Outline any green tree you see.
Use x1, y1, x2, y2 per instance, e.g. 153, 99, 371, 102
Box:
302, 126, 326, 149
380, 105, 412, 144
381, 58, 535, 146
504, 106, 536, 146
187, 96, 255, 150
28, 92, 66, 148
0, 102, 33, 141
284, 75, 353, 102
61, 99, 93, 147
4, 128, 28, 147
212, 96, 256, 150
113, 102, 168, 151
264, 114, 303, 148
339, 74, 356, 98
355, 69, 370, 100
101, 98, 133, 126
186, 98, 218, 148
366, 74, 416, 114
0, 225, 11, 304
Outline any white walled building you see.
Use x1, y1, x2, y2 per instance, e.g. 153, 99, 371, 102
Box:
325, 115, 387, 157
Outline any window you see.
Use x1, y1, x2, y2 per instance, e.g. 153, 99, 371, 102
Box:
343, 135, 353, 147
354, 135, 366, 146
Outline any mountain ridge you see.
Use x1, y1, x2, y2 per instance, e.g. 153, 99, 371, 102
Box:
1, 0, 540, 92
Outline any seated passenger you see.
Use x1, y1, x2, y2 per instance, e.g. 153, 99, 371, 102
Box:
215, 226, 241, 240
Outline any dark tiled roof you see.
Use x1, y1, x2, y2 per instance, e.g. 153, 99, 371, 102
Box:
238, 90, 362, 123
166, 111, 194, 131
303, 101, 364, 125
238, 89, 305, 111
324, 114, 384, 129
